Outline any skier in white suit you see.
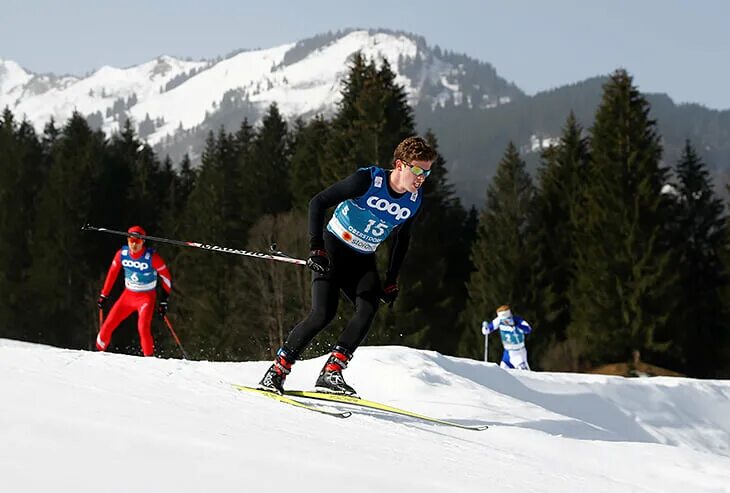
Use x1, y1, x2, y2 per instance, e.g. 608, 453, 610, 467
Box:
482, 304, 533, 370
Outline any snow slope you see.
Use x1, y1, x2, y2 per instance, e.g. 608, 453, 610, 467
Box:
1, 339, 729, 493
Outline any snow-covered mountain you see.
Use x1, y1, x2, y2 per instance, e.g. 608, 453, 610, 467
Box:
0, 29, 521, 149
1, 56, 207, 136
2, 339, 730, 492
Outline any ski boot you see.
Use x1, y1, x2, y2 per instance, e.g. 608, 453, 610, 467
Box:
258, 348, 294, 394
315, 346, 357, 396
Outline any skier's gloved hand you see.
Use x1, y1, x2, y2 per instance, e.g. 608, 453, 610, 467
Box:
157, 301, 169, 319
481, 320, 489, 335
307, 249, 330, 274
157, 293, 169, 319
380, 283, 399, 305
97, 294, 108, 310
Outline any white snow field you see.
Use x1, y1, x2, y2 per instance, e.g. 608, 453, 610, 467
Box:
1, 339, 729, 493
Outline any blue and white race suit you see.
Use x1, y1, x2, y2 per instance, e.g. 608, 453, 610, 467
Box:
482, 315, 533, 370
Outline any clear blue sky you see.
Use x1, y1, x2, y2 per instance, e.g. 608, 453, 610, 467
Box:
3, 0, 729, 109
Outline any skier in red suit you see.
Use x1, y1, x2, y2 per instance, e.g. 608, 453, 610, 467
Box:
95, 226, 172, 356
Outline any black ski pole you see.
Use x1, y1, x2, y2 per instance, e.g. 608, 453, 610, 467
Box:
82, 224, 306, 266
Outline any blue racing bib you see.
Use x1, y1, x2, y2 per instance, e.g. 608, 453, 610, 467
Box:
327, 167, 421, 253
121, 246, 157, 292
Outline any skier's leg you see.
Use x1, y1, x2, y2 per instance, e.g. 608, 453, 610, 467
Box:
315, 262, 379, 395
500, 350, 515, 369
259, 273, 339, 393
510, 348, 530, 370
503, 348, 529, 370
282, 273, 340, 357
136, 293, 156, 356
97, 291, 136, 351
337, 268, 380, 351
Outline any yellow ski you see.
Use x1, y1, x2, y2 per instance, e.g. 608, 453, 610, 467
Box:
233, 385, 352, 418
286, 390, 487, 431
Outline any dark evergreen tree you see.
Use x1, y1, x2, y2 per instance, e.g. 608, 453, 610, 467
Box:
233, 119, 255, 156
102, 120, 140, 229
531, 113, 590, 370
177, 153, 197, 204
40, 118, 60, 160
568, 69, 675, 367
722, 190, 730, 376
160, 153, 197, 239
324, 53, 414, 182
245, 104, 291, 218
126, 141, 166, 233
0, 110, 44, 339
459, 142, 537, 361
172, 129, 250, 359
173, 132, 228, 358
667, 141, 728, 376
27, 112, 107, 349
232, 118, 257, 242
289, 116, 331, 210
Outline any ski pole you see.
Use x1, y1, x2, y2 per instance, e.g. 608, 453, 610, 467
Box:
98, 308, 104, 351
81, 224, 306, 266
163, 315, 189, 360
481, 321, 489, 362
484, 331, 489, 363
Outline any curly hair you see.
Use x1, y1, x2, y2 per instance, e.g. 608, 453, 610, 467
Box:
392, 136, 437, 166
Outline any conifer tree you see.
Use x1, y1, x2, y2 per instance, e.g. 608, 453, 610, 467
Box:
324, 53, 414, 182
41, 118, 60, 153
171, 125, 264, 359
160, 153, 197, 237
289, 116, 331, 210
177, 153, 197, 203
102, 120, 140, 229
234, 119, 255, 156
668, 141, 728, 376
0, 111, 44, 339
232, 118, 258, 243
28, 112, 107, 349
126, 141, 167, 233
246, 104, 291, 218
459, 142, 537, 361
172, 130, 237, 359
568, 69, 675, 367
722, 190, 730, 376
531, 113, 590, 369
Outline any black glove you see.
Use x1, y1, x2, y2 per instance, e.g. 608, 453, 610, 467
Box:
97, 294, 108, 310
380, 283, 399, 305
157, 294, 169, 319
306, 249, 330, 274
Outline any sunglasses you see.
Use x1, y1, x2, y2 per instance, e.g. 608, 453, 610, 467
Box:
400, 160, 432, 178
128, 237, 143, 244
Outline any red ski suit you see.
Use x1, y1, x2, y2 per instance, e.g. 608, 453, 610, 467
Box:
96, 246, 172, 356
